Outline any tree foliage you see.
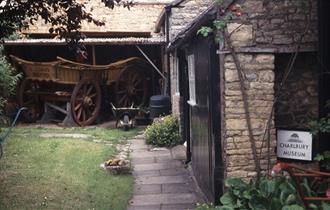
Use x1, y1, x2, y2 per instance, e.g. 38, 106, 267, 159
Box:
0, 0, 132, 46
0, 46, 21, 111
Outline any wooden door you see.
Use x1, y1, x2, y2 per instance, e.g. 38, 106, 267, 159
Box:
185, 37, 223, 203
318, 0, 330, 150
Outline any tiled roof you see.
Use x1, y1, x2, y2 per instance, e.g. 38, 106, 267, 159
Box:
4, 36, 166, 46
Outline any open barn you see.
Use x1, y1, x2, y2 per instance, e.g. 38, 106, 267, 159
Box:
4, 1, 171, 125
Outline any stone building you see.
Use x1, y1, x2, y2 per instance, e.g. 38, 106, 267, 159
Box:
159, 0, 330, 203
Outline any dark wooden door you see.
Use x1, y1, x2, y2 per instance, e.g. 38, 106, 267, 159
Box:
186, 36, 223, 203
318, 0, 330, 150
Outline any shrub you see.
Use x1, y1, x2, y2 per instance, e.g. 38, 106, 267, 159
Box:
145, 115, 181, 147
218, 177, 330, 210
0, 46, 21, 112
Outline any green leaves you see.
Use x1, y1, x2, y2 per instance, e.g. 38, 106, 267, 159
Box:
219, 177, 305, 210
197, 26, 214, 37
0, 46, 21, 112
145, 115, 181, 147
281, 204, 305, 210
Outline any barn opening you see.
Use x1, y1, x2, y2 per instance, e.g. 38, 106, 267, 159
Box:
4, 42, 165, 125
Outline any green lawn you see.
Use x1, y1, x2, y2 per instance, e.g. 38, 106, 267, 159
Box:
0, 126, 140, 210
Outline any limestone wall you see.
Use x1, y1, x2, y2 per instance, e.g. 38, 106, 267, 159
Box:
221, 0, 318, 180
228, 0, 318, 50
223, 53, 277, 179
169, 0, 212, 40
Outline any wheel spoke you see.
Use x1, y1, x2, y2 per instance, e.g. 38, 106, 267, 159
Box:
87, 85, 93, 95
117, 90, 126, 94
77, 107, 83, 120
74, 103, 82, 111
89, 93, 97, 98
119, 95, 127, 105
133, 79, 143, 86
82, 109, 86, 121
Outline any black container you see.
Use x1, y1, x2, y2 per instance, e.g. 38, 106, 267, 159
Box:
149, 95, 171, 118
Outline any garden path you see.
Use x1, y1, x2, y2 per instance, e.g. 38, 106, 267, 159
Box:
127, 133, 205, 210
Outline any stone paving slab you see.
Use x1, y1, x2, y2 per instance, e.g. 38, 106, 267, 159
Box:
135, 175, 187, 185
133, 162, 183, 171
134, 184, 162, 195
161, 203, 197, 210
162, 183, 194, 194
159, 168, 189, 176
127, 205, 161, 210
132, 157, 157, 165
131, 151, 171, 158
130, 143, 149, 150
132, 170, 161, 177
155, 156, 180, 163
129, 193, 199, 206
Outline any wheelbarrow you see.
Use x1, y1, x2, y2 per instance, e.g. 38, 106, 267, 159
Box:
0, 107, 27, 158
110, 103, 147, 131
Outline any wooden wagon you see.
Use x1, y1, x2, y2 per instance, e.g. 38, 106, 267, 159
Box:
10, 55, 152, 126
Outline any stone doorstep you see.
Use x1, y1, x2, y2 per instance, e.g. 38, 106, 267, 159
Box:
129, 193, 199, 206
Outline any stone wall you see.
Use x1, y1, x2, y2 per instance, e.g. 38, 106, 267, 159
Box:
275, 53, 318, 129
221, 0, 318, 180
169, 0, 212, 40
223, 53, 277, 179
227, 0, 318, 50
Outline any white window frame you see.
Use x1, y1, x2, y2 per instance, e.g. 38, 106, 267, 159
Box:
187, 53, 196, 106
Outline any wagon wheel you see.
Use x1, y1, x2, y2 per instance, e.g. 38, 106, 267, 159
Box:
115, 66, 149, 107
18, 79, 42, 122
70, 78, 101, 126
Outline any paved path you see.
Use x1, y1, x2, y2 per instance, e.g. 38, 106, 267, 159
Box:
127, 134, 204, 210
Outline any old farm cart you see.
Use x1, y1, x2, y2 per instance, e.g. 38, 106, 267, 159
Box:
10, 55, 152, 126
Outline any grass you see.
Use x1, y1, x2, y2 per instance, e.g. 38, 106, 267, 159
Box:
0, 126, 141, 210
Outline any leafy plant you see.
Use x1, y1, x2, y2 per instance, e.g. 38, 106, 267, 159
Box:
314, 151, 330, 172
0, 46, 21, 112
197, 1, 244, 39
145, 115, 181, 147
219, 177, 305, 210
195, 203, 221, 210
217, 176, 330, 210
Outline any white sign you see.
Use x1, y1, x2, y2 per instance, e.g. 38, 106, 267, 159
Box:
277, 130, 312, 161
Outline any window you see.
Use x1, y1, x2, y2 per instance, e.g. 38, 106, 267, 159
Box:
187, 53, 196, 106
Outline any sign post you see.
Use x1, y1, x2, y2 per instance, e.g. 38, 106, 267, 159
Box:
277, 129, 313, 161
